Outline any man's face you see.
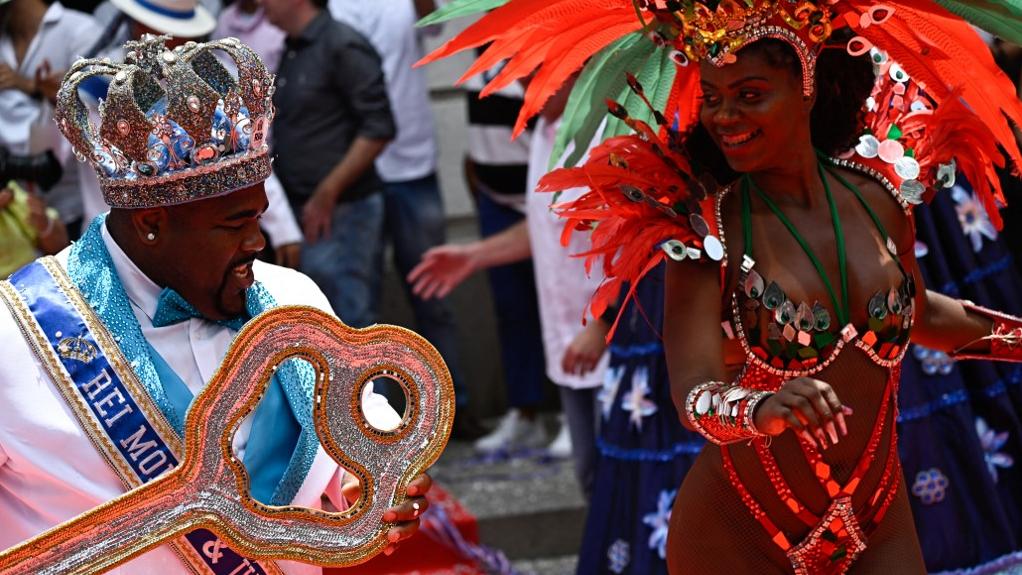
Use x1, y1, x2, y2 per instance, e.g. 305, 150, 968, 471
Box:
156, 183, 268, 320
257, 0, 288, 29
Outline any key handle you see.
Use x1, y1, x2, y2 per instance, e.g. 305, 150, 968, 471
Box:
0, 305, 454, 574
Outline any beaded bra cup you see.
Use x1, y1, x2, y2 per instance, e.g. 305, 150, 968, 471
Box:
713, 159, 913, 575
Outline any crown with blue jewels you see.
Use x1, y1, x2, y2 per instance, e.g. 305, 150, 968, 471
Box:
55, 35, 275, 209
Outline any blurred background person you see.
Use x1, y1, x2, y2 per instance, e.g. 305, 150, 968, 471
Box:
327, 0, 484, 440
262, 0, 394, 328
1, 0, 99, 239
0, 180, 68, 277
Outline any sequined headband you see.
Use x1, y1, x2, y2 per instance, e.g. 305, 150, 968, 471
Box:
640, 0, 835, 96
55, 36, 275, 209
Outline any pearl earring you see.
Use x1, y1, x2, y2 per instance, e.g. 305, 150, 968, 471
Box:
147, 232, 156, 241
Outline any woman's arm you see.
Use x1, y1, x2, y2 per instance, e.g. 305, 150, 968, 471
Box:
900, 233, 1014, 358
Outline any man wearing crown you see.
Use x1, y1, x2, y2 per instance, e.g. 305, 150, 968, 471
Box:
0, 36, 429, 575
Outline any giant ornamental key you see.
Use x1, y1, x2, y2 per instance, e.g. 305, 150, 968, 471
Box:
0, 305, 455, 574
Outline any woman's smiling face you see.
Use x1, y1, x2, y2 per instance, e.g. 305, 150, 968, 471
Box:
698, 42, 814, 174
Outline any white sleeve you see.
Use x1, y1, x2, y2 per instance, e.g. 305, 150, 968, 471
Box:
261, 171, 303, 248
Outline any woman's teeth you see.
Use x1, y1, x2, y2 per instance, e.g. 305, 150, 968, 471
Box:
720, 130, 761, 147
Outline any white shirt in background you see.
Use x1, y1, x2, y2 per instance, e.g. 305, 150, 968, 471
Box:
0, 2, 101, 223
329, 0, 438, 183
526, 115, 607, 390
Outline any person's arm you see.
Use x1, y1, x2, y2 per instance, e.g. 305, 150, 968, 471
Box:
665, 260, 847, 449
302, 29, 395, 243
562, 317, 610, 376
407, 219, 531, 299
259, 171, 302, 268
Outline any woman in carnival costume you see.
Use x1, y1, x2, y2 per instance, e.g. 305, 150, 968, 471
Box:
420, 0, 1022, 573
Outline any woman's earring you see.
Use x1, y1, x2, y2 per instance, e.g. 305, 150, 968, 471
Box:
146, 232, 156, 241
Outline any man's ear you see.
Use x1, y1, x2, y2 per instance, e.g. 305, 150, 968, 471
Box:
131, 208, 168, 245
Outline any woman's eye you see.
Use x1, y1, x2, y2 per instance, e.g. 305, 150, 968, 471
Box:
740, 90, 762, 101
701, 94, 721, 106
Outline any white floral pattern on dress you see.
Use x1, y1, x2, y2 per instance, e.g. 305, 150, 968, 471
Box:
912, 344, 956, 376
621, 366, 658, 431
977, 417, 1015, 483
600, 365, 625, 420
643, 489, 676, 560
607, 539, 630, 574
912, 468, 949, 505
952, 185, 998, 253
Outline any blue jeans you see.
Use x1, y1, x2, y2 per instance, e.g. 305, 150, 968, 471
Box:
477, 192, 548, 409
381, 174, 469, 407
300, 193, 384, 329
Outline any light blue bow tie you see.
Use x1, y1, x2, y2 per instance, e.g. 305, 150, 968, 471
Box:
151, 288, 247, 331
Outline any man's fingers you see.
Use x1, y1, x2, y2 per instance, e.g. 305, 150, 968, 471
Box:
385, 519, 420, 545
407, 473, 432, 496
562, 349, 577, 374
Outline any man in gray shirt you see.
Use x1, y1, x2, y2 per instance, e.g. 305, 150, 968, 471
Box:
264, 0, 394, 328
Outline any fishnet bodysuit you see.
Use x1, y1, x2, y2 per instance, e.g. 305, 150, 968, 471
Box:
665, 168, 928, 574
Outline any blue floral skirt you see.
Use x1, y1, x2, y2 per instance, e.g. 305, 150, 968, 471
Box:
576, 266, 705, 575
898, 181, 1022, 574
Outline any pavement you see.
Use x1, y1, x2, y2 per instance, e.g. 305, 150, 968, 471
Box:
429, 418, 588, 575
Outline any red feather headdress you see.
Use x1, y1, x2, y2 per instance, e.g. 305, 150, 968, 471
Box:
419, 0, 1022, 332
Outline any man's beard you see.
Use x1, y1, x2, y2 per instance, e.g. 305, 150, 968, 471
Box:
214, 254, 257, 318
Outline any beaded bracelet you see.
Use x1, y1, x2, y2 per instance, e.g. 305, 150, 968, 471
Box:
685, 381, 772, 445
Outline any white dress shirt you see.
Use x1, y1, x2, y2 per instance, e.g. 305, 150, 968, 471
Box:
0, 223, 398, 573
0, 2, 101, 223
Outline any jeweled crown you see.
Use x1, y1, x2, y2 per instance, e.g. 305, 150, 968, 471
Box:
639, 0, 835, 96
55, 36, 275, 209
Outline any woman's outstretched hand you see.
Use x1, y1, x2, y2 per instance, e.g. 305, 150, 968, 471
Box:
753, 377, 852, 449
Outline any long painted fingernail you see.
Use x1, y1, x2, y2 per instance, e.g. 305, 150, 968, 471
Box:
412, 502, 421, 517
842, 405, 854, 415
826, 421, 839, 445
836, 413, 848, 437
384, 546, 394, 556
408, 486, 420, 496
383, 511, 396, 522
815, 429, 829, 449
799, 429, 818, 448
388, 530, 401, 543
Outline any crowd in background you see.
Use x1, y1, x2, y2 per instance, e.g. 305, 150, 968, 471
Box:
0, 0, 597, 458
6, 1, 1022, 573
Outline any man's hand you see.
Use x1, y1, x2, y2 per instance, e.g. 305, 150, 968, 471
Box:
274, 242, 301, 269
753, 377, 851, 450
562, 319, 610, 376
407, 244, 480, 300
34, 61, 63, 103
0, 187, 13, 210
301, 188, 337, 244
340, 473, 433, 556
0, 63, 33, 94
381, 473, 432, 555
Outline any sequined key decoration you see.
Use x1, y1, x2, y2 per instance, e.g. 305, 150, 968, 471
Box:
0, 306, 454, 574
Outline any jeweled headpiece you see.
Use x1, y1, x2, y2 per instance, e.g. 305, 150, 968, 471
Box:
55, 36, 274, 209
640, 0, 834, 96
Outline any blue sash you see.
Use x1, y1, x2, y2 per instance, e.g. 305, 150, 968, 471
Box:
1, 258, 278, 575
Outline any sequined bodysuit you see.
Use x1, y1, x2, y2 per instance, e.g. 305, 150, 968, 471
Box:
666, 161, 927, 575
